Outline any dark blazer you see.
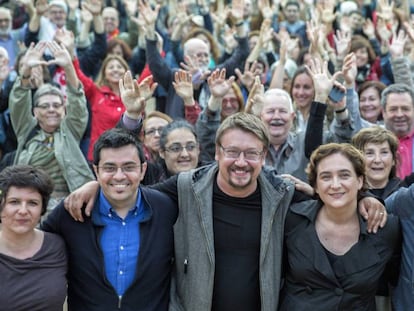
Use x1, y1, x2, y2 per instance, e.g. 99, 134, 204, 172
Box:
41, 186, 177, 311
280, 200, 401, 311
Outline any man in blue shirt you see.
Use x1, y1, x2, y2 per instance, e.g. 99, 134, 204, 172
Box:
42, 128, 177, 310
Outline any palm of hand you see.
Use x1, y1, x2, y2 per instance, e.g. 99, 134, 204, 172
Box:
210, 80, 231, 97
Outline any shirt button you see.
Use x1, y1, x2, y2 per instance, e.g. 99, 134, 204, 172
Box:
119, 270, 123, 275
122, 222, 126, 226
334, 288, 343, 296
117, 107, 122, 111
120, 246, 124, 250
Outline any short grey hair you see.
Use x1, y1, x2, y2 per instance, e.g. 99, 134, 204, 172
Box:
381, 83, 414, 110
33, 84, 64, 107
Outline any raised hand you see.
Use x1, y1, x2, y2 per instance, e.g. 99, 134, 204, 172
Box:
123, 0, 138, 16
305, 57, 342, 103
53, 28, 75, 55
35, 0, 49, 15
82, 0, 103, 16
21, 42, 48, 70
119, 71, 148, 118
208, 68, 235, 98
334, 29, 351, 58
362, 18, 376, 40
138, 0, 160, 29
172, 70, 195, 106
245, 76, 265, 115
235, 61, 260, 91
47, 41, 72, 67
80, 5, 93, 23
377, 0, 395, 22
389, 29, 408, 58
341, 52, 357, 87
66, 0, 80, 11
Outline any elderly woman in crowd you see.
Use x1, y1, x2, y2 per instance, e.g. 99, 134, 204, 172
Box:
140, 111, 173, 163
0, 165, 67, 310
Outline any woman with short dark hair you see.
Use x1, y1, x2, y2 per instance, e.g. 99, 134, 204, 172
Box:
0, 165, 67, 310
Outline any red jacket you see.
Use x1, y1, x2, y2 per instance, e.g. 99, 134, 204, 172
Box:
73, 59, 125, 161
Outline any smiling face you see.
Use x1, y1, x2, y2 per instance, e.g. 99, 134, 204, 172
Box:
143, 117, 170, 155
221, 88, 240, 119
104, 59, 126, 86
315, 153, 363, 211
363, 141, 394, 188
383, 92, 414, 137
184, 38, 210, 72
33, 94, 66, 133
159, 128, 200, 175
291, 72, 314, 111
215, 128, 265, 197
102, 7, 119, 33
260, 92, 295, 145
359, 86, 382, 123
354, 47, 369, 67
94, 145, 146, 212
0, 187, 43, 236
48, 4, 67, 28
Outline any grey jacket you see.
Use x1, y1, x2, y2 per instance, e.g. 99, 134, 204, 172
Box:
9, 78, 95, 191
169, 163, 295, 311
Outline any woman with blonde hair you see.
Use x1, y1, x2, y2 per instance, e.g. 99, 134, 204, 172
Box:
73, 54, 130, 162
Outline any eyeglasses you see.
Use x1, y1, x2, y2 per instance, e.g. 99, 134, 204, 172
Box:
165, 143, 198, 154
98, 164, 140, 174
36, 102, 64, 110
191, 52, 209, 58
144, 127, 164, 136
220, 145, 264, 161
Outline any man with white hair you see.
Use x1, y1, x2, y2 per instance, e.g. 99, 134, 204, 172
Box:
0, 6, 30, 68
255, 76, 353, 181
25, 0, 74, 45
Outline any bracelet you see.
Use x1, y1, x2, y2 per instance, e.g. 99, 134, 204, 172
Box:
335, 107, 347, 114
235, 20, 244, 27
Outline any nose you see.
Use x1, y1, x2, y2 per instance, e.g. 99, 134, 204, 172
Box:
17, 204, 29, 214
113, 167, 126, 177
234, 152, 248, 165
180, 147, 190, 156
395, 108, 404, 117
373, 152, 381, 162
330, 176, 341, 189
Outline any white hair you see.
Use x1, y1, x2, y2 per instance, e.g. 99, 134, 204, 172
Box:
263, 88, 294, 112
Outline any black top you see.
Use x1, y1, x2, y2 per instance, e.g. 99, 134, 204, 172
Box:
211, 178, 262, 311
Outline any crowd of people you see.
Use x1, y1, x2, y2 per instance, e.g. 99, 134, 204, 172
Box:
1, 0, 414, 310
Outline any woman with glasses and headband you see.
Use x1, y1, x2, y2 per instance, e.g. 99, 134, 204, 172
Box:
143, 120, 201, 185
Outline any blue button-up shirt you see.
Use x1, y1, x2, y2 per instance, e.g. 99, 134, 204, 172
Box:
98, 189, 145, 296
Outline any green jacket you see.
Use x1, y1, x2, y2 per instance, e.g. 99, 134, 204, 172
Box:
9, 78, 95, 191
